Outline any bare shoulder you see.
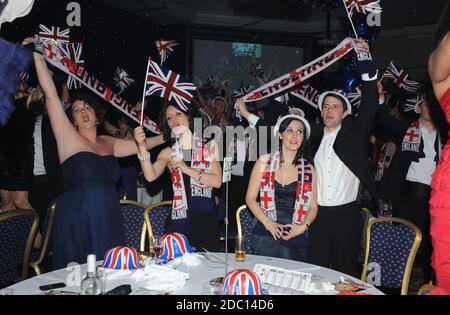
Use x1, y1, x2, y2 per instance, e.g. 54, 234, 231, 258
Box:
158, 147, 172, 160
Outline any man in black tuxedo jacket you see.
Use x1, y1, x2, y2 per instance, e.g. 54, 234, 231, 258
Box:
238, 38, 379, 276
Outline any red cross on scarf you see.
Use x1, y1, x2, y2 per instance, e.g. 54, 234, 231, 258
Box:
405, 129, 420, 142
260, 192, 273, 209
294, 204, 308, 223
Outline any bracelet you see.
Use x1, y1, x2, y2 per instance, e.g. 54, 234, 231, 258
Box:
137, 152, 151, 162
197, 170, 204, 182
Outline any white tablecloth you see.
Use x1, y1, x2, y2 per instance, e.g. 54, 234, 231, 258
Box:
7, 253, 383, 295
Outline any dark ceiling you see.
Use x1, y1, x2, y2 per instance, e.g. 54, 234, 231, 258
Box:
98, 0, 448, 35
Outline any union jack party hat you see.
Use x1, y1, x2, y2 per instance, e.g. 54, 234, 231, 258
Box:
318, 89, 352, 114
222, 269, 264, 295
102, 246, 141, 270
158, 232, 195, 262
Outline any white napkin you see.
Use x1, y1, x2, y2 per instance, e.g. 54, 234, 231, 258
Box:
304, 281, 337, 294
100, 268, 134, 280
172, 253, 203, 267
130, 264, 189, 293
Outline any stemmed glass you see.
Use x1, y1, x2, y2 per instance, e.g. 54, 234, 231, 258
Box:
149, 235, 162, 262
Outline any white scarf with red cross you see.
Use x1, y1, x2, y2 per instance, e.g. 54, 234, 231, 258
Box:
259, 152, 313, 225
170, 136, 212, 220
401, 119, 421, 153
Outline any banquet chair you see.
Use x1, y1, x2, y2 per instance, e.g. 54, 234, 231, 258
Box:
29, 199, 57, 275
357, 208, 371, 264
119, 200, 149, 251
0, 209, 39, 288
361, 217, 422, 295
417, 283, 435, 295
236, 205, 254, 254
144, 200, 171, 248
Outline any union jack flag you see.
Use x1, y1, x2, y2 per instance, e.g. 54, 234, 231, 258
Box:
159, 232, 194, 262
102, 246, 141, 270
404, 94, 424, 113
382, 61, 421, 93
155, 39, 178, 65
58, 42, 84, 89
222, 269, 263, 295
38, 25, 70, 44
144, 58, 196, 112
344, 0, 383, 15
347, 87, 362, 108
113, 66, 135, 93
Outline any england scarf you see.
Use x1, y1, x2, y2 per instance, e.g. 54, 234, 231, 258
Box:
259, 152, 313, 224
171, 136, 213, 220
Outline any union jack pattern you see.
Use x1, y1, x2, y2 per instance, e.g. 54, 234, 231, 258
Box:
113, 66, 135, 93
38, 25, 70, 44
347, 87, 362, 108
145, 58, 196, 112
155, 39, 179, 65
58, 42, 84, 89
159, 232, 194, 262
222, 269, 263, 295
382, 61, 422, 93
404, 94, 425, 113
102, 246, 141, 270
344, 0, 383, 15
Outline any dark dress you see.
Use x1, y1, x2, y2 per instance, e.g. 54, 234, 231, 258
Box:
251, 181, 309, 262
166, 149, 219, 252
52, 151, 125, 270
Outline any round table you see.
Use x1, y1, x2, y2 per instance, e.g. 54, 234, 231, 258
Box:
7, 253, 383, 295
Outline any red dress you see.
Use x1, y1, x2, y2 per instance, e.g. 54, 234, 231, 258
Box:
430, 87, 450, 295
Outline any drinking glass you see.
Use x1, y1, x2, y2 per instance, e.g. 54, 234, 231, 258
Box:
235, 235, 246, 262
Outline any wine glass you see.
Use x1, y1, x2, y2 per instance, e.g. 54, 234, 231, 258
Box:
150, 235, 162, 261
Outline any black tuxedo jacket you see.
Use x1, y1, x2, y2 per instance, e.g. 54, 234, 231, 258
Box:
256, 80, 379, 201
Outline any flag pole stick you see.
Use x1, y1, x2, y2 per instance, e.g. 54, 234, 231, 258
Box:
140, 57, 151, 126
342, 0, 358, 38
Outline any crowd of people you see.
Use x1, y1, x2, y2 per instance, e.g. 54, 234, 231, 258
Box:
1, 8, 449, 295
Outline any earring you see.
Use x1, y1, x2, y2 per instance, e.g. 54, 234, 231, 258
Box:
96, 119, 99, 125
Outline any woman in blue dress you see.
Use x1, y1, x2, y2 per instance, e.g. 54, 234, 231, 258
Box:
32, 39, 164, 270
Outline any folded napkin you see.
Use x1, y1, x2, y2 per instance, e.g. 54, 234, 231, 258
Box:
130, 264, 189, 293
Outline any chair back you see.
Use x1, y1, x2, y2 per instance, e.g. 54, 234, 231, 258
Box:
0, 209, 39, 287
235, 205, 254, 254
357, 208, 371, 263
361, 217, 422, 295
30, 199, 57, 275
144, 200, 172, 246
119, 200, 149, 251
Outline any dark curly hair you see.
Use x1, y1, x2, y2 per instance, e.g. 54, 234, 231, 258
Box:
278, 117, 311, 166
159, 100, 200, 143
68, 90, 105, 126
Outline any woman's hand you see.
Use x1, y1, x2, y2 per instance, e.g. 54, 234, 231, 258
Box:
281, 223, 307, 241
263, 219, 284, 240
170, 157, 188, 173
133, 126, 147, 148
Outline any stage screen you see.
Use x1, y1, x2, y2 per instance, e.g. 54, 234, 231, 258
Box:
191, 39, 305, 94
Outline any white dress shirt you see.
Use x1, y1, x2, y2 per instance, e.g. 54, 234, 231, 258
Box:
406, 122, 438, 186
314, 127, 360, 206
